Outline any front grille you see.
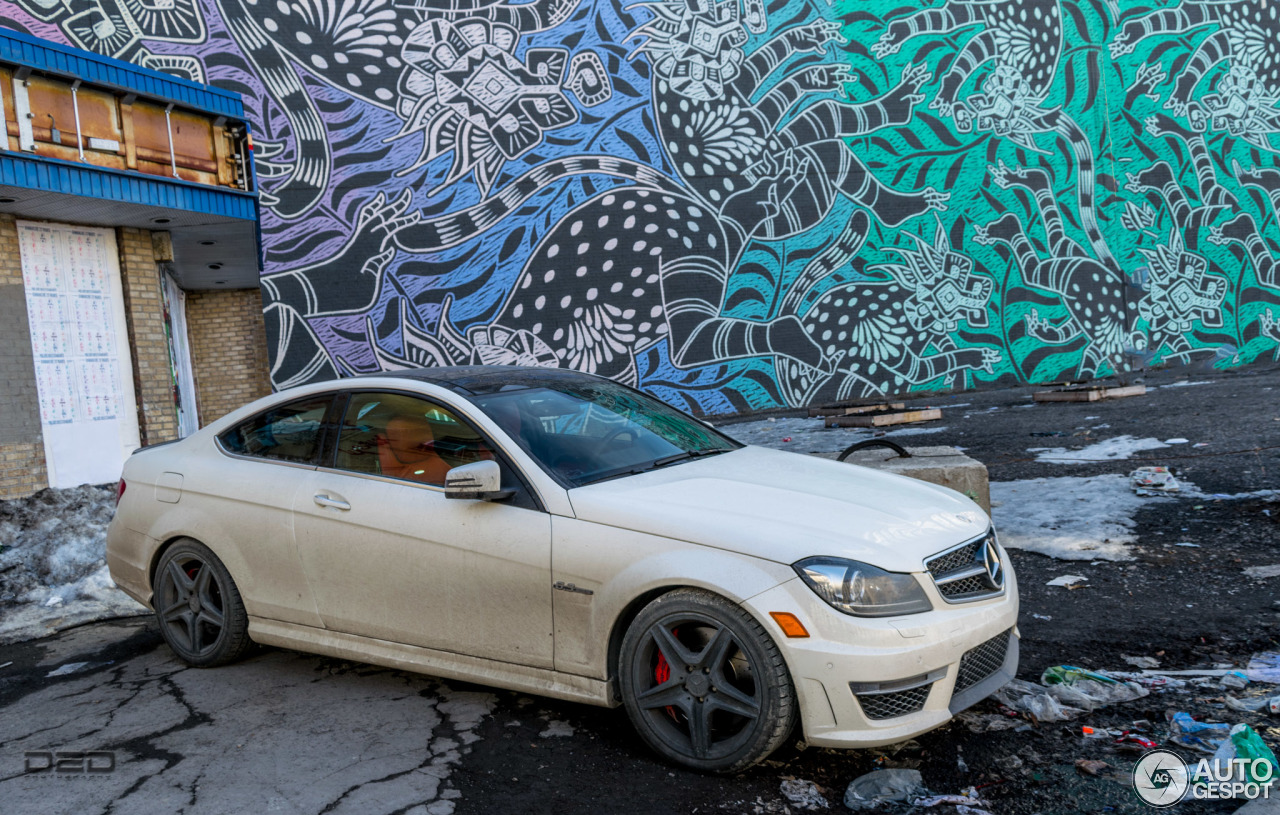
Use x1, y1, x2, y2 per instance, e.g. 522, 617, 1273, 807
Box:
856, 685, 932, 720
925, 533, 1004, 602
927, 541, 980, 575
955, 629, 1012, 693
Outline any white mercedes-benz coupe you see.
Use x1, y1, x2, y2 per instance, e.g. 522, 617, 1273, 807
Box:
107, 366, 1018, 772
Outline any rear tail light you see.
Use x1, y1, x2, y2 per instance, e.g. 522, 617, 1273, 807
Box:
115, 479, 126, 506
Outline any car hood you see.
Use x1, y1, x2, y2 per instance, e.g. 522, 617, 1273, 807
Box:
566, 445, 989, 572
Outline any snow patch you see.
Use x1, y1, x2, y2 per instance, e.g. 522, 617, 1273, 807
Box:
991, 474, 1174, 561
1243, 565, 1280, 579
0, 485, 147, 644
1161, 380, 1216, 387
539, 720, 575, 738
1028, 435, 1169, 464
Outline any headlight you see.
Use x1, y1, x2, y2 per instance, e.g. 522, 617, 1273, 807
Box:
793, 557, 933, 617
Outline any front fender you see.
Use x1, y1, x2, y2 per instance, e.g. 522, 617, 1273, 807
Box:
549, 516, 795, 680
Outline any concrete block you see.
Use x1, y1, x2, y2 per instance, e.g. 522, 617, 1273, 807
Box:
813, 445, 990, 514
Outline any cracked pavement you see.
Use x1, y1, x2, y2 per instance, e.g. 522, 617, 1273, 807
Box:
0, 619, 492, 815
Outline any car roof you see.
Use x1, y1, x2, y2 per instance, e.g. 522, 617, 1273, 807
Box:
355, 365, 606, 396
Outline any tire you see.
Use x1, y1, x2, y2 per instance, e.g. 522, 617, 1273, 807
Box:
618, 589, 797, 773
152, 538, 251, 667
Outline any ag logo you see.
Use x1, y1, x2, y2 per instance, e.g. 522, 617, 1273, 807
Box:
1133, 749, 1189, 807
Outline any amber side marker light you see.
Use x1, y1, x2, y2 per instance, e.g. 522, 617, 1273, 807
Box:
769, 612, 810, 638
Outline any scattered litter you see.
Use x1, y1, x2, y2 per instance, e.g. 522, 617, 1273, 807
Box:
1115, 732, 1158, 751
1031, 613, 1053, 621
1130, 466, 1180, 495
1123, 655, 1161, 669
1041, 666, 1149, 711
1168, 711, 1231, 753
1244, 565, 1280, 579
844, 769, 926, 811
779, 778, 829, 810
1046, 575, 1088, 588
1075, 758, 1110, 776
1034, 384, 1146, 402
538, 720, 575, 738
1194, 442, 1210, 448
1246, 652, 1280, 684
994, 679, 1080, 722
46, 661, 89, 677
1221, 671, 1251, 690
1032, 435, 1169, 464
0, 661, 12, 669
781, 437, 792, 443
914, 791, 990, 811
1209, 724, 1279, 785
1224, 696, 1270, 714
1141, 668, 1230, 677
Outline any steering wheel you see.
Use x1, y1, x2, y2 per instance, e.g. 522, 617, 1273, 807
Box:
592, 426, 638, 455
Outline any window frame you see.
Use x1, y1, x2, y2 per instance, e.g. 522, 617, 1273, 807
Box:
214, 392, 342, 468
317, 388, 546, 512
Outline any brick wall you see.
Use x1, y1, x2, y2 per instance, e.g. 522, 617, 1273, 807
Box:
0, 214, 49, 498
117, 227, 180, 446
187, 288, 272, 426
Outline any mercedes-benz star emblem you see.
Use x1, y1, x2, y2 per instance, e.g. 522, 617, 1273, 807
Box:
981, 539, 1003, 590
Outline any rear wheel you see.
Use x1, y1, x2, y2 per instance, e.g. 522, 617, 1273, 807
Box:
619, 589, 796, 772
153, 539, 250, 667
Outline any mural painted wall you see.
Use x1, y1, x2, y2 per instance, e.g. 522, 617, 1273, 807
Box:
5, 0, 1279, 415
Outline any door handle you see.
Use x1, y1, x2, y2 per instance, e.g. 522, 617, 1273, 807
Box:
313, 494, 350, 511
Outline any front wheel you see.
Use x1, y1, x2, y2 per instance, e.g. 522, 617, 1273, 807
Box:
618, 589, 797, 772
153, 539, 251, 667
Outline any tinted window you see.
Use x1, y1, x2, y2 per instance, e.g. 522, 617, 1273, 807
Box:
219, 395, 333, 463
333, 392, 499, 487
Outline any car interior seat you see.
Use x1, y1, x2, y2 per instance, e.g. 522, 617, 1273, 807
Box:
376, 415, 452, 484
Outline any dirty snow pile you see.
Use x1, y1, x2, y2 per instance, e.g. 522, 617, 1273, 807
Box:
0, 485, 147, 644
721, 415, 947, 455
989, 474, 1174, 561
1029, 434, 1171, 464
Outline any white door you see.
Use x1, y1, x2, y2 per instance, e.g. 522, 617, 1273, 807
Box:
291, 391, 555, 668
17, 222, 141, 487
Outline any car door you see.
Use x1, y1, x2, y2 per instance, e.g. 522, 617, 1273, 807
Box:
291, 389, 554, 668
203, 391, 339, 627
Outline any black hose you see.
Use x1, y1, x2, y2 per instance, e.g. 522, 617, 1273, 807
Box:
836, 438, 911, 463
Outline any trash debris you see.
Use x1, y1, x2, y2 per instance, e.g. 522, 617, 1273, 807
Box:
1081, 725, 1109, 739
1130, 466, 1180, 495
844, 769, 926, 811
1244, 565, 1280, 579
1040, 666, 1149, 711
1046, 575, 1088, 588
779, 778, 829, 810
1168, 712, 1232, 753
1123, 655, 1161, 669
995, 754, 1024, 773
1224, 696, 1270, 714
1247, 652, 1280, 684
1114, 732, 1159, 751
1031, 613, 1053, 621
994, 679, 1080, 722
914, 790, 991, 813
0, 661, 13, 670
781, 437, 793, 443
1221, 671, 1251, 690
1208, 724, 1279, 786
1075, 758, 1110, 776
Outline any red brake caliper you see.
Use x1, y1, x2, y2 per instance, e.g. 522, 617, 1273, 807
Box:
654, 628, 678, 720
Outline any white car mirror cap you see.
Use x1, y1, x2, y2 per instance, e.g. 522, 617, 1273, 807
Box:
444, 460, 514, 501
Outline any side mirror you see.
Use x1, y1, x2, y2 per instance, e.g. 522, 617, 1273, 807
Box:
444, 460, 514, 501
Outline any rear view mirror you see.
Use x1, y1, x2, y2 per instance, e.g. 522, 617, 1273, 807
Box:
444, 460, 514, 501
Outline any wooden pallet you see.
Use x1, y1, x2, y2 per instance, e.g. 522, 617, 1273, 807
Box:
1033, 384, 1147, 403
808, 402, 905, 418
824, 407, 942, 428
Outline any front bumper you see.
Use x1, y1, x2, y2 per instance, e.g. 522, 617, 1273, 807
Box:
744, 558, 1019, 749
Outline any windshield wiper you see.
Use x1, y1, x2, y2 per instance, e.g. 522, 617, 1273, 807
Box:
576, 447, 733, 486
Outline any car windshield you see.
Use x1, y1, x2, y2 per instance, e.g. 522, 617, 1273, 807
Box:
470, 380, 739, 486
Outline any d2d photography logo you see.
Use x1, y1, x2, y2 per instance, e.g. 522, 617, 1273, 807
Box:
23, 750, 116, 778
1133, 749, 1276, 806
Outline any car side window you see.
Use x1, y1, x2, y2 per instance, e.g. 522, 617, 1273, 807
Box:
333, 392, 499, 487
219, 395, 333, 464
